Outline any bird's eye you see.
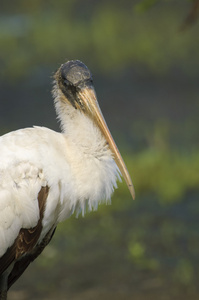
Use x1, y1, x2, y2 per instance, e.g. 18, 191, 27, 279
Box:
63, 79, 69, 86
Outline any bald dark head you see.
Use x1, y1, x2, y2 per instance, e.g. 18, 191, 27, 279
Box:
60, 60, 93, 88
55, 60, 94, 108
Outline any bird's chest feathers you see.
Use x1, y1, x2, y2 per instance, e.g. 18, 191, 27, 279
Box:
57, 116, 120, 219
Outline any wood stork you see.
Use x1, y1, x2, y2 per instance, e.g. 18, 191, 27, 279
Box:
0, 60, 135, 299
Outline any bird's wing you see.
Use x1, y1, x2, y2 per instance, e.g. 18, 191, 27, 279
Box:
0, 127, 68, 254
0, 183, 49, 276
0, 127, 67, 274
0, 160, 48, 258
7, 226, 56, 290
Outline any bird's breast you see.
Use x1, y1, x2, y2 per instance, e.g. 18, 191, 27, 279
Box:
0, 124, 120, 246
56, 135, 120, 220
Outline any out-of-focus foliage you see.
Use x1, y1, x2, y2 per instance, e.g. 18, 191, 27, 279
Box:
0, 0, 199, 81
128, 150, 199, 202
1, 1, 199, 299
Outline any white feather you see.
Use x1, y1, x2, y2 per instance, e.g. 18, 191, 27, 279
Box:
0, 96, 120, 256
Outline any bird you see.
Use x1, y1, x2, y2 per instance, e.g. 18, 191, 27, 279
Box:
0, 60, 135, 299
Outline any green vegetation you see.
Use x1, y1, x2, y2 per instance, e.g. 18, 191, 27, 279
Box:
0, 1, 198, 80
128, 149, 199, 203
1, 1, 199, 299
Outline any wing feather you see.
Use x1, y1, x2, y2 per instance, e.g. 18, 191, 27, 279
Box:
8, 226, 56, 290
0, 186, 49, 275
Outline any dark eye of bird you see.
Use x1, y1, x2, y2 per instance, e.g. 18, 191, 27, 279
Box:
63, 79, 69, 87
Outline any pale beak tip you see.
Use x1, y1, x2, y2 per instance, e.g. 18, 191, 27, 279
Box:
129, 185, 136, 200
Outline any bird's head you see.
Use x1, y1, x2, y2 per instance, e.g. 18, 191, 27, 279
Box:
54, 60, 135, 200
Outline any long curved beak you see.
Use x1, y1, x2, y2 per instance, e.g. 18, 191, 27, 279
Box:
78, 86, 135, 200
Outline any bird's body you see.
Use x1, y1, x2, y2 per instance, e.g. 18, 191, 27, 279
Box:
0, 60, 134, 299
0, 122, 118, 257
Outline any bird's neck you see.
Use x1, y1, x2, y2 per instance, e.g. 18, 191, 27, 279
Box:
54, 91, 102, 150
53, 90, 121, 217
54, 88, 108, 155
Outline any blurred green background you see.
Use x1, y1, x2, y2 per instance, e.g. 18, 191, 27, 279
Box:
1, 0, 199, 299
